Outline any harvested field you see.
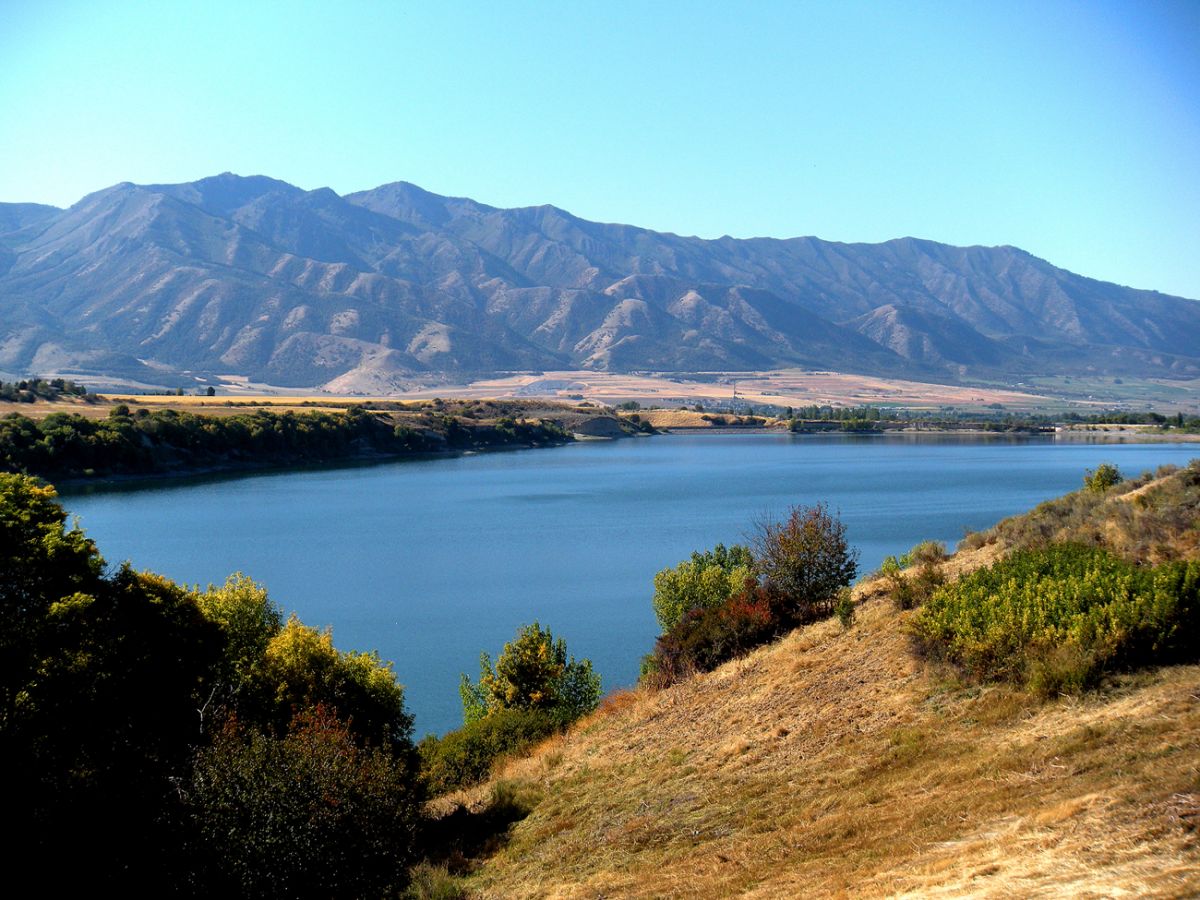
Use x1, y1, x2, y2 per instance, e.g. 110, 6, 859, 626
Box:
396, 369, 1065, 411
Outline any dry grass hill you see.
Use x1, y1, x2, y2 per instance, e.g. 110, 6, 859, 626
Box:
421, 465, 1200, 898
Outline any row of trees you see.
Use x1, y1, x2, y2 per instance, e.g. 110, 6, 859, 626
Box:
0, 404, 572, 480
0, 377, 95, 403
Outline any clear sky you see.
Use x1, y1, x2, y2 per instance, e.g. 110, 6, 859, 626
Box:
2, 0, 1198, 299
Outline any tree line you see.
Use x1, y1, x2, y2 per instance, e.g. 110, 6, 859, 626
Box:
0, 405, 572, 480
0, 377, 96, 403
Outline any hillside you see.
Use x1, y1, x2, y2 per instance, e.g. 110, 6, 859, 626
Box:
432, 466, 1200, 897
1, 174, 1198, 391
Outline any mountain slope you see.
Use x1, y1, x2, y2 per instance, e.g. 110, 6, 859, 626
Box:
2, 174, 1198, 389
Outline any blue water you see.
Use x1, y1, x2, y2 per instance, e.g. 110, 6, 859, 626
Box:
60, 433, 1198, 735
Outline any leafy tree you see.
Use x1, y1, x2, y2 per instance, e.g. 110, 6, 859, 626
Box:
258, 615, 413, 751
188, 706, 422, 898
0, 472, 425, 891
752, 503, 859, 624
460, 622, 600, 727
194, 573, 283, 728
0, 474, 223, 890
1084, 462, 1123, 493
651, 543, 754, 633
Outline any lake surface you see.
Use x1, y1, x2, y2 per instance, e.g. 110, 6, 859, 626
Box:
60, 433, 1199, 735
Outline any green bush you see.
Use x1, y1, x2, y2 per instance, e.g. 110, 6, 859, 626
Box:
188, 706, 423, 898
834, 588, 855, 629
418, 707, 559, 795
752, 503, 858, 624
911, 543, 1200, 692
880, 540, 946, 610
1083, 462, 1123, 493
651, 543, 754, 633
459, 622, 600, 727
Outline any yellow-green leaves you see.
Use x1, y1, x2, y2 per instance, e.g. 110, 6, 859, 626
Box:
460, 622, 600, 727
652, 543, 754, 633
912, 543, 1200, 692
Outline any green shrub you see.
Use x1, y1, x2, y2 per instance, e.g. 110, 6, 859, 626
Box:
651, 543, 754, 633
834, 588, 855, 629
188, 706, 423, 897
752, 503, 858, 624
459, 622, 600, 727
418, 707, 559, 795
880, 541, 946, 610
911, 543, 1200, 693
1083, 462, 1123, 493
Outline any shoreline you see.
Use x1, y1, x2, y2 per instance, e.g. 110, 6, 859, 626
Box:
34, 424, 1200, 493
51, 438, 575, 493
655, 425, 1200, 442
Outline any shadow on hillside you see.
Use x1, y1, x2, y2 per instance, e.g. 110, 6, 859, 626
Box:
419, 781, 540, 874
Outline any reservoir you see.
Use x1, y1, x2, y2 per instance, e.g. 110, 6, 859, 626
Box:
60, 433, 1199, 735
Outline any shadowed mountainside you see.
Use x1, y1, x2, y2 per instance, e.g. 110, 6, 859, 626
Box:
1, 173, 1197, 390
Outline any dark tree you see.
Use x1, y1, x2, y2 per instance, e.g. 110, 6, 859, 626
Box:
752, 503, 859, 624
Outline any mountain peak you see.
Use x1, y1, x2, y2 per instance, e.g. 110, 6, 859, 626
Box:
1, 173, 1197, 390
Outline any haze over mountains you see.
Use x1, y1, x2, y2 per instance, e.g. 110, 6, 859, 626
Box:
0, 173, 1197, 392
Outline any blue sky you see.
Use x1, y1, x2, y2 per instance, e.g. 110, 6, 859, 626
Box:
2, 1, 1198, 299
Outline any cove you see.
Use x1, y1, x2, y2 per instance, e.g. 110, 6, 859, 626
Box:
60, 433, 1199, 735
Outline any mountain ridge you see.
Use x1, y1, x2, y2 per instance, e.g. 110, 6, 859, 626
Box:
1, 173, 1197, 390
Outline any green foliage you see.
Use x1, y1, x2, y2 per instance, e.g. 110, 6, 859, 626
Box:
460, 622, 600, 728
188, 706, 422, 898
834, 588, 855, 629
259, 615, 413, 751
195, 573, 283, 707
881, 540, 946, 610
651, 542, 754, 633
753, 503, 859, 624
444, 624, 598, 796
0, 377, 93, 403
911, 543, 1200, 693
0, 405, 573, 481
0, 472, 423, 889
1083, 462, 1123, 493
0, 474, 223, 889
419, 707, 559, 795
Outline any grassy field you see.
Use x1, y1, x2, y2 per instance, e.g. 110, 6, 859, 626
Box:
969, 375, 1200, 415
394, 369, 1069, 412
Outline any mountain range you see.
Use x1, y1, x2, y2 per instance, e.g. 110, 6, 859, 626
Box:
1, 173, 1197, 391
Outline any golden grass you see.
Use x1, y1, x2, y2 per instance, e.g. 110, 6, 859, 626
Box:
0, 399, 116, 420
390, 369, 1061, 411
448, 566, 1200, 897
633, 409, 785, 429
